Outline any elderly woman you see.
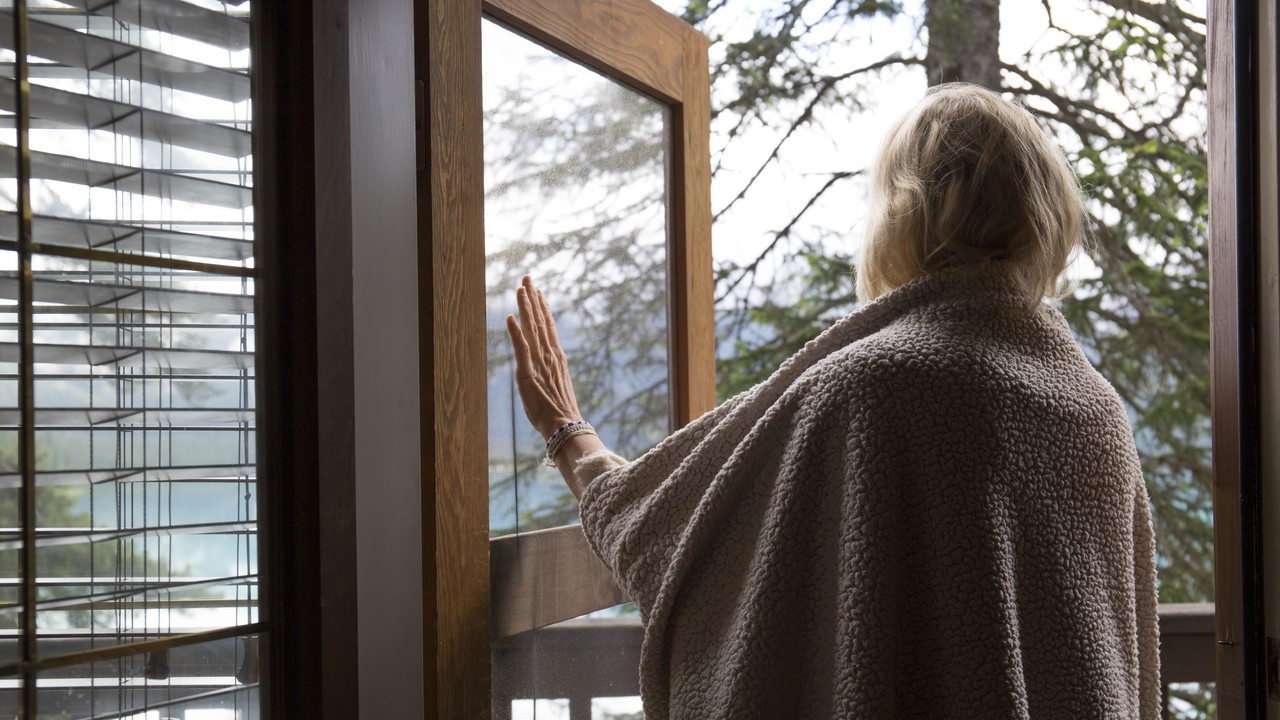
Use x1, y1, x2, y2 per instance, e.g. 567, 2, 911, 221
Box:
506, 83, 1160, 719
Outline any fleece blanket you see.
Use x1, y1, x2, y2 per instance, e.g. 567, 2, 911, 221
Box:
576, 264, 1160, 719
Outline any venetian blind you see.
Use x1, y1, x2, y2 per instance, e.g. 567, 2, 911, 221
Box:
0, 0, 261, 718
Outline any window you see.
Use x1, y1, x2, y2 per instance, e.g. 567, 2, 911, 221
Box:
419, 0, 712, 715
480, 4, 712, 715
0, 1, 263, 717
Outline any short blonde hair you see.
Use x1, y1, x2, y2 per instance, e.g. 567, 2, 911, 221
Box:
856, 83, 1084, 307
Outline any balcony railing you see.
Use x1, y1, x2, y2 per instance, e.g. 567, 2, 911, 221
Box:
2, 601, 1212, 718
492, 603, 1216, 720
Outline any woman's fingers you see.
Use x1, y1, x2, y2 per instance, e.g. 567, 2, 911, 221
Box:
525, 277, 552, 352
506, 314, 530, 368
536, 288, 564, 356
516, 284, 536, 342
520, 276, 561, 361
508, 275, 581, 438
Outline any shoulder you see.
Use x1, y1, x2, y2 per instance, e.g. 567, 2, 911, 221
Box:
797, 311, 984, 397
795, 301, 1113, 420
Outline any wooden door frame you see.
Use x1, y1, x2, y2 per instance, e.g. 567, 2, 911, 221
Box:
415, 0, 712, 716
1208, 0, 1267, 715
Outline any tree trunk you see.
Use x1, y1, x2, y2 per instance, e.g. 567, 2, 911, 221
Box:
924, 0, 1002, 89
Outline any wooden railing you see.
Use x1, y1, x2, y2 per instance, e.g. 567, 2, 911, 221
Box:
492, 603, 1216, 720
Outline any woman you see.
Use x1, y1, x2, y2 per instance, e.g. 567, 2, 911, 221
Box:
506, 83, 1160, 719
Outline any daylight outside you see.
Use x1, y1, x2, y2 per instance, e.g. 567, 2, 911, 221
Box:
483, 0, 1211, 718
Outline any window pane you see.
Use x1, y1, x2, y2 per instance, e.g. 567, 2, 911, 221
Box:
492, 605, 641, 720
14, 0, 253, 267
483, 19, 671, 537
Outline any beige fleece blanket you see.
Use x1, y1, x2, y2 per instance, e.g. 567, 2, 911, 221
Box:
577, 264, 1160, 719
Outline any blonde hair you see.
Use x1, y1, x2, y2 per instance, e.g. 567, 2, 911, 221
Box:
856, 83, 1084, 308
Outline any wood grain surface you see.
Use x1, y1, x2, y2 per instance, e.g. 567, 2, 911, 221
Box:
490, 525, 630, 638
484, 0, 687, 103
1207, 0, 1244, 714
675, 24, 716, 424
420, 0, 492, 717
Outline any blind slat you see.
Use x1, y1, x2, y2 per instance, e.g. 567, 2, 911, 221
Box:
0, 14, 250, 102
0, 521, 257, 551
0, 464, 256, 490
0, 82, 252, 158
0, 274, 254, 314
0, 214, 253, 262
0, 407, 255, 426
0, 147, 253, 209
18, 574, 259, 614
0, 341, 254, 369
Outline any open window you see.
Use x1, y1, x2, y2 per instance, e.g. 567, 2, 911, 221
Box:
418, 0, 712, 716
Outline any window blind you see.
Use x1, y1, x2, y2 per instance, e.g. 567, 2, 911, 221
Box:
0, 1, 261, 718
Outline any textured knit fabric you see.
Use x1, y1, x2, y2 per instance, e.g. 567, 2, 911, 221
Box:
576, 264, 1160, 720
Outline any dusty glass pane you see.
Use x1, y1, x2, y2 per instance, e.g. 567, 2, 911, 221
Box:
483, 19, 671, 537
492, 604, 642, 720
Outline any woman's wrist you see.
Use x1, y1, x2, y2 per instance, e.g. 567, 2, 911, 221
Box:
544, 420, 597, 468
540, 415, 581, 441
550, 432, 612, 501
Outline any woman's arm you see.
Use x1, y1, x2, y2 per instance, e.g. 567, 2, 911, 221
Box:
549, 433, 611, 500
505, 275, 623, 500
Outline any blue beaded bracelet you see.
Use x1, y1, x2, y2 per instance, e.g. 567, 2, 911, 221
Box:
544, 420, 597, 468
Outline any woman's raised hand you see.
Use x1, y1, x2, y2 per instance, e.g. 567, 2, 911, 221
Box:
506, 276, 583, 440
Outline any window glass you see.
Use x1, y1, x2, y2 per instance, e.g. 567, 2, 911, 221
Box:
482, 16, 667, 718
492, 605, 641, 720
483, 18, 672, 537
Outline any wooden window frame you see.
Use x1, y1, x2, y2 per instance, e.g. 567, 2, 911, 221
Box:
1208, 0, 1270, 716
416, 0, 712, 716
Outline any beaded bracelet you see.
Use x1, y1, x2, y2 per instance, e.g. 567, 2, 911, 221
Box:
544, 420, 597, 468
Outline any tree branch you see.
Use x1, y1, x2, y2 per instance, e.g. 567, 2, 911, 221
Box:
716, 170, 860, 303
714, 56, 921, 222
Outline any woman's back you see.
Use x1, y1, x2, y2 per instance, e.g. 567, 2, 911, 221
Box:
579, 267, 1160, 719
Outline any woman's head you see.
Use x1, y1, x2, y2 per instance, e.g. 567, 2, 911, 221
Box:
856, 83, 1084, 307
